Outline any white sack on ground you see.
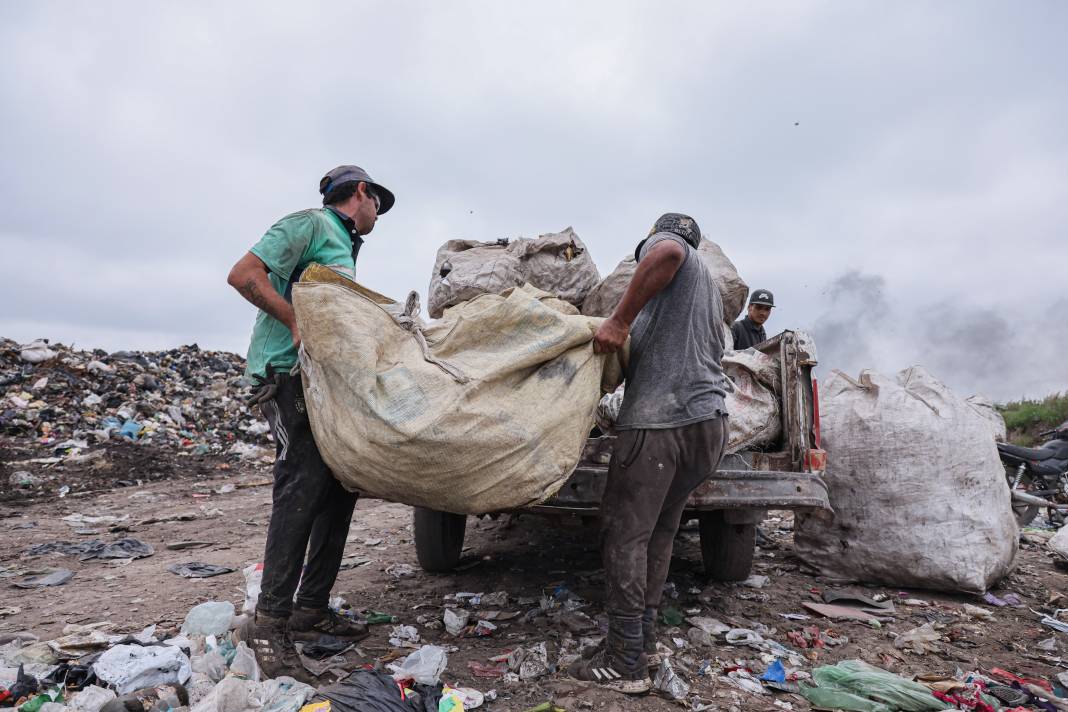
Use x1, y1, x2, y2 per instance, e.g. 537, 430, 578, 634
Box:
427, 228, 600, 318
595, 349, 781, 454
293, 268, 621, 514
1050, 526, 1068, 562
966, 394, 1008, 441
794, 366, 1018, 594
581, 238, 749, 324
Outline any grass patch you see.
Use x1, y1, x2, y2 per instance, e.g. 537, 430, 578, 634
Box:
998, 392, 1068, 445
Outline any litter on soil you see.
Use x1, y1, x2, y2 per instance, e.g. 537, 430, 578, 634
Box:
166, 563, 236, 579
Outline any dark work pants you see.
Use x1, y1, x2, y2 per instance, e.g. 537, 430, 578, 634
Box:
602, 416, 728, 618
256, 373, 357, 618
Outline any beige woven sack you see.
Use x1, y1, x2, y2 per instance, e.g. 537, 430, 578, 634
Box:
293, 266, 621, 514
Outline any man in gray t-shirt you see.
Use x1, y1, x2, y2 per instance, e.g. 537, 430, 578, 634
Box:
568, 213, 730, 694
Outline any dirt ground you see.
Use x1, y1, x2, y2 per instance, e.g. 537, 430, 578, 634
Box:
2, 445, 1068, 711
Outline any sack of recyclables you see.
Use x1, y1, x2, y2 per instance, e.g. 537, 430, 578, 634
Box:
292, 264, 622, 514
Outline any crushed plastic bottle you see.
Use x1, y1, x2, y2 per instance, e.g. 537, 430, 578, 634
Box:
180, 601, 235, 637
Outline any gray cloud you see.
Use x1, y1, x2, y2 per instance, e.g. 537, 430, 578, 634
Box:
808, 272, 1068, 401
1, 1, 1066, 400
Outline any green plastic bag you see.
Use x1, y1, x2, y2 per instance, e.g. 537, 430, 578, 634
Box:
801, 660, 944, 712
800, 684, 892, 712
19, 688, 63, 712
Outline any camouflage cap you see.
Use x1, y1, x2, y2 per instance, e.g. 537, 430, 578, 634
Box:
649, 213, 701, 249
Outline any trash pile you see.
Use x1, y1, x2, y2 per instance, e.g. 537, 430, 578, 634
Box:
0, 600, 316, 712
0, 593, 499, 712
1, 338, 273, 499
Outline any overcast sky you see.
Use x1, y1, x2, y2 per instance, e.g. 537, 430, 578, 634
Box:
2, 2, 1065, 401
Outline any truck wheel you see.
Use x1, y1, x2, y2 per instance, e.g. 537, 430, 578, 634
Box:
413, 507, 468, 573
698, 511, 755, 581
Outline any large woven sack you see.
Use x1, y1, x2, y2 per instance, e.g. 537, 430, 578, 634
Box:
722, 350, 781, 453
965, 394, 1008, 441
427, 227, 600, 318
293, 267, 620, 514
794, 367, 1018, 593
581, 238, 749, 323
593, 349, 781, 454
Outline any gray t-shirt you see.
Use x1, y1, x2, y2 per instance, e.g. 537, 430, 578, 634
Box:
615, 233, 729, 430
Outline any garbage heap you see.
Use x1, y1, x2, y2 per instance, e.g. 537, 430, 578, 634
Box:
0, 597, 489, 712
1, 338, 272, 495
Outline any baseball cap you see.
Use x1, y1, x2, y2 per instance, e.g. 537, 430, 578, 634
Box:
650, 213, 701, 249
319, 165, 395, 214
749, 289, 774, 307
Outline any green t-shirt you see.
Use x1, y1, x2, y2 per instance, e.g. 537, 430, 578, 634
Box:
244, 208, 357, 379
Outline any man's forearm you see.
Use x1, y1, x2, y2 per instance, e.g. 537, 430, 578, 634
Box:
231, 264, 296, 329
241, 277, 294, 324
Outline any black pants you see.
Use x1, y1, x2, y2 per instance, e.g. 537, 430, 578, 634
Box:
601, 416, 728, 618
256, 373, 357, 618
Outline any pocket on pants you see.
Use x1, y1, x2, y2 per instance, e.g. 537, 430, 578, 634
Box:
615, 430, 647, 469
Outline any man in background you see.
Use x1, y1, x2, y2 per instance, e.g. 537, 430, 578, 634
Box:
731, 288, 774, 349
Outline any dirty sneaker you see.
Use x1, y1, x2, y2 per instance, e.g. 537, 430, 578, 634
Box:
583, 615, 661, 671
582, 637, 661, 671
288, 606, 369, 643
568, 649, 650, 694
240, 613, 316, 685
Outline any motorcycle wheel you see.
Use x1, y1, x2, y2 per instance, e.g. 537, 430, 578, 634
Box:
1006, 466, 1040, 527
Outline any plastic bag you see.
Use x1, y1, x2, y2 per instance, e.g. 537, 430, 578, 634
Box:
313, 669, 440, 712
260, 678, 315, 712
893, 623, 942, 654
68, 685, 117, 712
387, 645, 448, 685
93, 644, 192, 695
802, 660, 944, 712
181, 602, 235, 637
242, 564, 263, 615
229, 642, 261, 682
191, 650, 227, 682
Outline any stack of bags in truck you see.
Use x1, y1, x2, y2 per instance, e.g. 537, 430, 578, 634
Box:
293, 226, 780, 514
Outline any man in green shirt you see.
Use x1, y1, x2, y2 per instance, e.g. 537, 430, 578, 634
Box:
227, 165, 395, 682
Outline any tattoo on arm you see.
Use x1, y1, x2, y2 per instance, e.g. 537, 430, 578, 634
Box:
240, 278, 271, 311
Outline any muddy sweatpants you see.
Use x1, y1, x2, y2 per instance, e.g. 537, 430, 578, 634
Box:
602, 416, 728, 618
256, 372, 357, 618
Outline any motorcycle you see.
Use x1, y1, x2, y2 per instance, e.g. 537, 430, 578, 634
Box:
999, 419, 1068, 527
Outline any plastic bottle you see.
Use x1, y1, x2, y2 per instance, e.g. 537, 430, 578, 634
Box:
98, 684, 188, 712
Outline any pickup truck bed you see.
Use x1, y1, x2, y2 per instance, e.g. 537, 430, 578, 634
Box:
412, 330, 831, 580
